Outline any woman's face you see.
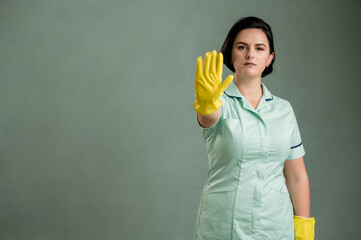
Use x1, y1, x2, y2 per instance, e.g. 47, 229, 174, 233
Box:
231, 28, 274, 78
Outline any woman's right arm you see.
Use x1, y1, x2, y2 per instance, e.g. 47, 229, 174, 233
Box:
197, 107, 221, 128
193, 50, 233, 127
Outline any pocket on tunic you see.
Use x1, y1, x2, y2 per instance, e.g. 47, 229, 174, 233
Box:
196, 191, 234, 240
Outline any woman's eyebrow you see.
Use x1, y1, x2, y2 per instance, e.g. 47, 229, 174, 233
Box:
235, 41, 266, 47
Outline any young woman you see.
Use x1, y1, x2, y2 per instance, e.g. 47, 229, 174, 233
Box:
193, 16, 315, 240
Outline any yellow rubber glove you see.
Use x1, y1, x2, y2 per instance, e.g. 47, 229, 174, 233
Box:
294, 215, 316, 240
193, 50, 234, 115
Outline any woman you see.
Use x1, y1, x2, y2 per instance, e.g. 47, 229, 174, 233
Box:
193, 16, 315, 240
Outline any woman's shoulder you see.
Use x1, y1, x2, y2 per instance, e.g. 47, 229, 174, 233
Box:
270, 94, 294, 110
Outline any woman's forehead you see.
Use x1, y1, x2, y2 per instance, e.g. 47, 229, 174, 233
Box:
234, 28, 268, 44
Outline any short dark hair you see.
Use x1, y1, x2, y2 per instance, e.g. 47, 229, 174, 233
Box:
220, 16, 275, 78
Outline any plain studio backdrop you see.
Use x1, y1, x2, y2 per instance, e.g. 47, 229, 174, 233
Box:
0, 0, 360, 239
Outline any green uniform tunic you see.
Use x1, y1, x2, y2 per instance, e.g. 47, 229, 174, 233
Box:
194, 80, 305, 240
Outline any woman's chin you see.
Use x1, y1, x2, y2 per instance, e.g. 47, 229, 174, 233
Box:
238, 71, 261, 78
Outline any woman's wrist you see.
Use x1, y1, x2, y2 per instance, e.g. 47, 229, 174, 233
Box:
294, 215, 311, 219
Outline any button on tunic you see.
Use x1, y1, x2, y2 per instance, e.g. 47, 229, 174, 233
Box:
194, 80, 306, 240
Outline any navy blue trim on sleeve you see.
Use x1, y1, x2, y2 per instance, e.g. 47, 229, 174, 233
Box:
291, 142, 303, 149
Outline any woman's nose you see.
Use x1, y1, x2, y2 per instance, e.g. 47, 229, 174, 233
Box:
246, 48, 255, 59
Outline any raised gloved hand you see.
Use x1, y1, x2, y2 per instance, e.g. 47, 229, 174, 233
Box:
294, 215, 315, 240
193, 50, 234, 115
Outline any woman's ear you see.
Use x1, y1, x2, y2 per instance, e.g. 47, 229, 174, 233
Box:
267, 52, 275, 66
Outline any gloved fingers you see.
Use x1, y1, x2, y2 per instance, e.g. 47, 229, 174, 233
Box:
195, 56, 204, 83
220, 74, 234, 93
195, 56, 212, 90
210, 50, 217, 78
203, 52, 211, 79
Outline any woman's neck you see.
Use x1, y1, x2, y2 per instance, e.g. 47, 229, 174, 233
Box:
233, 74, 263, 101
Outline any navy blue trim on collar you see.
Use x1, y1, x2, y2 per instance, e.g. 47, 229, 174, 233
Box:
224, 90, 274, 102
223, 81, 274, 102
265, 95, 273, 101
224, 91, 242, 99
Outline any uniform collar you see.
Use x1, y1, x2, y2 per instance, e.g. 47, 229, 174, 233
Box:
224, 80, 273, 102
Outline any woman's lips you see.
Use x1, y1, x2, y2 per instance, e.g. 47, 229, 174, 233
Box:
244, 63, 256, 66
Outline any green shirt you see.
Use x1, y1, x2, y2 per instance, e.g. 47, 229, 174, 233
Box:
194, 80, 305, 240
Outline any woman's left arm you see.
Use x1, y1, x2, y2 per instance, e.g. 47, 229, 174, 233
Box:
284, 156, 315, 240
283, 156, 310, 218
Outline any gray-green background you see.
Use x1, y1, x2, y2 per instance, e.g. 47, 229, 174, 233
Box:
1, 0, 360, 239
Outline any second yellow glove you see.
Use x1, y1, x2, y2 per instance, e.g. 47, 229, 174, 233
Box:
294, 215, 315, 240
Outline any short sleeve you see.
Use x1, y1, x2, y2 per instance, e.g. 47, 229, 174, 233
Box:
287, 103, 306, 160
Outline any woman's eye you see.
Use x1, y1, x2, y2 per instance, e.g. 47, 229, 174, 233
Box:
237, 46, 264, 51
